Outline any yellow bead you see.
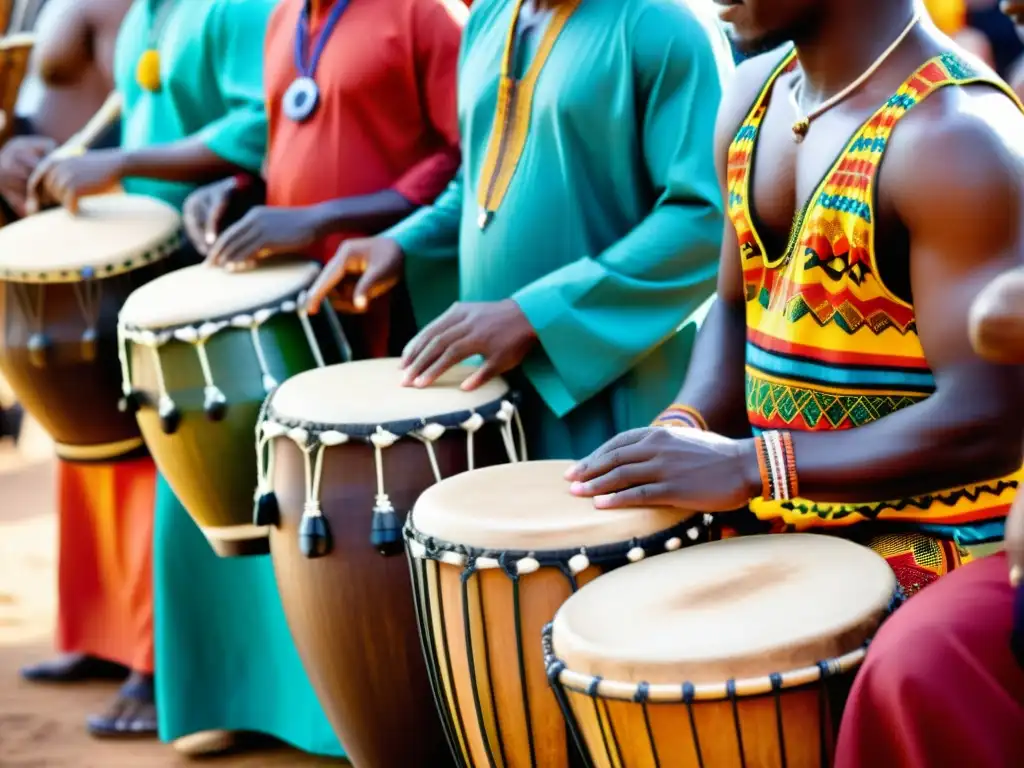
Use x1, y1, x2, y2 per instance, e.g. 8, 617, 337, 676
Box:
792, 117, 810, 143
136, 49, 162, 92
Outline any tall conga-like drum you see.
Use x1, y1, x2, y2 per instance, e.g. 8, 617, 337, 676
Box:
118, 260, 347, 556
0, 193, 185, 460
405, 460, 707, 768
259, 358, 524, 767
545, 534, 901, 768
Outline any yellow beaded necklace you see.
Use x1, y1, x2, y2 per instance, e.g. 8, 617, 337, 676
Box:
135, 0, 176, 93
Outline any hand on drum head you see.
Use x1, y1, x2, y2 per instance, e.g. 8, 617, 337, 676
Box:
969, 266, 1024, 364
0, 135, 56, 217
399, 300, 537, 391
305, 237, 403, 314
25, 149, 124, 216
565, 426, 761, 512
206, 205, 322, 270
185, 176, 242, 256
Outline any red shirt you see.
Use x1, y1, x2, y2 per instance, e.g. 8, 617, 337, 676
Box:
264, 0, 465, 264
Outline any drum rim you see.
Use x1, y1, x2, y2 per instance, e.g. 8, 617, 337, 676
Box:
541, 588, 903, 703
120, 281, 314, 337
404, 515, 707, 573
0, 229, 184, 284
261, 387, 518, 442
118, 259, 322, 334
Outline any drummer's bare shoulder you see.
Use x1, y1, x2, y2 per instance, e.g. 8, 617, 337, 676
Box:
713, 49, 791, 164
879, 83, 1024, 267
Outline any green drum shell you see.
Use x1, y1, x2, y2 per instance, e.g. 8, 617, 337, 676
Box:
130, 310, 342, 557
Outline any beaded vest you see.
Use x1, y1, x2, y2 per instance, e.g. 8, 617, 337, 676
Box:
730, 49, 1022, 544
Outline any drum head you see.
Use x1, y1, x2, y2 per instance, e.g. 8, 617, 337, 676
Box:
552, 534, 896, 685
269, 358, 510, 425
0, 194, 180, 282
120, 260, 320, 329
411, 460, 695, 551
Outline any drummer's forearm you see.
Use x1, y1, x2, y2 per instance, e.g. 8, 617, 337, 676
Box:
307, 190, 418, 238
116, 138, 246, 184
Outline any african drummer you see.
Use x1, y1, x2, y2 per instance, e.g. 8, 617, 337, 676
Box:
305, 0, 735, 462
563, 0, 1024, 597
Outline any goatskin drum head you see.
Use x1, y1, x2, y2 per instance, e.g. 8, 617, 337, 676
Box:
120, 259, 320, 329
411, 459, 695, 551
552, 534, 896, 685
269, 358, 510, 425
0, 193, 180, 281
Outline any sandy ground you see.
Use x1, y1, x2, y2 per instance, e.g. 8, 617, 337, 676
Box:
0, 418, 343, 767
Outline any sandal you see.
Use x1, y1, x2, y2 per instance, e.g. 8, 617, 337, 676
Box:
86, 675, 158, 739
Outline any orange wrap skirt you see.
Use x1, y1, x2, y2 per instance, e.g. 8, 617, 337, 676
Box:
55, 456, 156, 673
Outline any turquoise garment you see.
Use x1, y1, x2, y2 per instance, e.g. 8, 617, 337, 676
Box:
114, 0, 343, 756
115, 0, 269, 207
388, 0, 733, 459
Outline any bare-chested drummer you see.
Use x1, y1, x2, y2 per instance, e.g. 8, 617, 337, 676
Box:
567, 0, 1024, 597
0, 0, 159, 740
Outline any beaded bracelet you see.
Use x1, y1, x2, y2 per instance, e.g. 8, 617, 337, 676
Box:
652, 403, 707, 431
753, 430, 799, 501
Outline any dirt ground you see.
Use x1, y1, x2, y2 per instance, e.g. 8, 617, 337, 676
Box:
0, 419, 343, 767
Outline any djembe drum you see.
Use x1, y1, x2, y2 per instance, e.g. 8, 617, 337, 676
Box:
258, 358, 524, 767
405, 459, 707, 768
0, 193, 184, 460
0, 33, 34, 147
118, 260, 347, 556
545, 534, 901, 768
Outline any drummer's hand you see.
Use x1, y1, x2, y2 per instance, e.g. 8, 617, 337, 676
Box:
184, 177, 240, 256
565, 427, 761, 512
0, 135, 56, 216
305, 237, 404, 314
26, 149, 124, 215
207, 205, 322, 270
400, 300, 537, 391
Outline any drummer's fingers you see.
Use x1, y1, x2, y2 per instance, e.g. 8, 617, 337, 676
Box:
352, 259, 397, 312
570, 456, 662, 499
410, 334, 476, 388
207, 218, 252, 267
400, 310, 462, 370
565, 429, 651, 480
402, 326, 469, 387
217, 230, 264, 271
205, 189, 232, 248
460, 359, 501, 392
592, 483, 674, 510
25, 159, 54, 214
306, 253, 357, 314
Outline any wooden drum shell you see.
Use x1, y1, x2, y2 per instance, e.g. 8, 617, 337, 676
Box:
0, 260, 177, 460
269, 427, 509, 768
129, 312, 342, 557
555, 681, 844, 768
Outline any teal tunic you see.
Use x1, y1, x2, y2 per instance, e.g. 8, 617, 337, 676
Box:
387, 0, 732, 459
115, 0, 343, 757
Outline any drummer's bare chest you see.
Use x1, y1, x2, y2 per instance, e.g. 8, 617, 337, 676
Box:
746, 91, 900, 258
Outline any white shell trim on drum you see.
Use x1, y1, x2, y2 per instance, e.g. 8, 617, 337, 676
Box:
117, 290, 340, 415
255, 399, 528, 540
549, 645, 870, 703
405, 527, 706, 574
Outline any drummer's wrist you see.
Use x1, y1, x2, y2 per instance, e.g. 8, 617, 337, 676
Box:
738, 438, 764, 501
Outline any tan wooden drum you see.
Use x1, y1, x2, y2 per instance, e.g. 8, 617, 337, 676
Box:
405, 460, 708, 768
0, 33, 34, 147
258, 358, 524, 767
118, 260, 347, 556
0, 193, 184, 460
545, 534, 902, 768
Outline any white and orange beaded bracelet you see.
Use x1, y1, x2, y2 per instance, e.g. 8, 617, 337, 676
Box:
754, 430, 799, 501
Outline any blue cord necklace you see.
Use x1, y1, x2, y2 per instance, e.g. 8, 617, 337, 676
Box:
282, 0, 351, 122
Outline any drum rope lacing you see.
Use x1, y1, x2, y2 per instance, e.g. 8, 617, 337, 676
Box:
257, 396, 529, 559
404, 518, 711, 768
117, 289, 330, 433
